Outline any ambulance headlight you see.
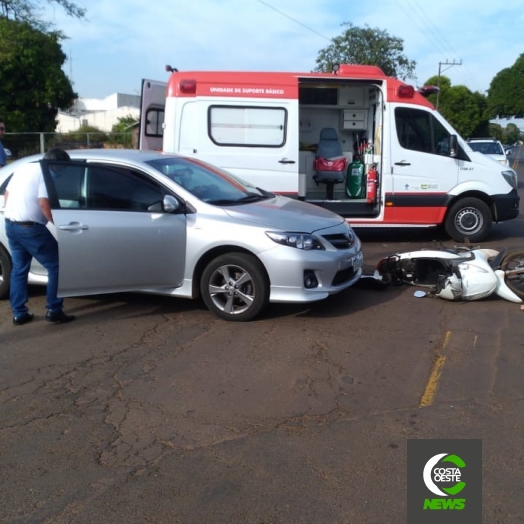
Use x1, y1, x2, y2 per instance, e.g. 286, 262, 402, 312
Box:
502, 170, 518, 189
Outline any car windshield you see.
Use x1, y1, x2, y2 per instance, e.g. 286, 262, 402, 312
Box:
469, 142, 504, 155
146, 157, 273, 205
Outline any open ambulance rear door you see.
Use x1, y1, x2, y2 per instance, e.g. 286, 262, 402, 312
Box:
138, 79, 166, 151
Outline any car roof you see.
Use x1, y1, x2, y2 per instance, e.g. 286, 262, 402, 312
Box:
467, 138, 501, 143
5, 149, 180, 164
0, 149, 185, 184
67, 148, 179, 161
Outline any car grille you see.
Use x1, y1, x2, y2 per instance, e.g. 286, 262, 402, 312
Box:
332, 266, 356, 286
322, 233, 354, 250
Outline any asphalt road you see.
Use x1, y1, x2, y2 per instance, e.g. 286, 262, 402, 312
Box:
1, 153, 524, 524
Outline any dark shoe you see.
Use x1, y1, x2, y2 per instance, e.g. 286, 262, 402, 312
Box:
13, 312, 34, 326
46, 310, 76, 324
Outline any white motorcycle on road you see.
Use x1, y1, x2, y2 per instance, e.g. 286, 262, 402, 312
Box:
368, 247, 524, 303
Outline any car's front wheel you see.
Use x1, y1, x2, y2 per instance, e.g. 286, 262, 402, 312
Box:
200, 253, 269, 321
0, 244, 12, 300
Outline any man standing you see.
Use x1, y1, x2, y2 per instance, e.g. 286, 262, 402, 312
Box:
0, 117, 7, 167
4, 148, 75, 325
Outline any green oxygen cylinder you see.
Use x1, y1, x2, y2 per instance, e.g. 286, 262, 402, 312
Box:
346, 155, 365, 198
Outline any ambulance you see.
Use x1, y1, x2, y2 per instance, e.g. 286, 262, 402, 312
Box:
139, 64, 519, 242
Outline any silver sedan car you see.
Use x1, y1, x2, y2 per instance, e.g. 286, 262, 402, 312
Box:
0, 150, 363, 321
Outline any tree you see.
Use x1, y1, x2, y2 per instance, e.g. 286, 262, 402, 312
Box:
0, 0, 86, 131
315, 23, 416, 80
487, 54, 524, 118
111, 115, 138, 134
0, 18, 76, 131
467, 91, 491, 137
502, 123, 521, 145
423, 75, 489, 138
108, 115, 137, 147
0, 0, 85, 31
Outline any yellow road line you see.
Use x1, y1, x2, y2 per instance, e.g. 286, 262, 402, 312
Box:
511, 146, 521, 171
419, 331, 451, 408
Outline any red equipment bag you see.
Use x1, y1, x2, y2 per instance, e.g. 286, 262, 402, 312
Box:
313, 156, 348, 172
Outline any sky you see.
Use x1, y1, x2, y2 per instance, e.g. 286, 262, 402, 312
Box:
44, 0, 524, 100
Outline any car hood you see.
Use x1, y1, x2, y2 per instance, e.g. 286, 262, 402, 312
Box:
223, 195, 345, 233
468, 150, 507, 167
468, 150, 502, 167
486, 154, 508, 165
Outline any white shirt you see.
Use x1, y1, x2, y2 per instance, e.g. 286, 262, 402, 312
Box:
5, 161, 49, 224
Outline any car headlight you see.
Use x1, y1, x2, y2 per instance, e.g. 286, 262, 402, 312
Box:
266, 231, 324, 250
502, 170, 518, 189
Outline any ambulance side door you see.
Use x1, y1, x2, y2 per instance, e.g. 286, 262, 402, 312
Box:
139, 79, 166, 151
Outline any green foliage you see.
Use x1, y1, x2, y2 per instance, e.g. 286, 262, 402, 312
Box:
63, 125, 107, 146
467, 91, 491, 137
108, 115, 137, 147
487, 54, 524, 118
0, 0, 85, 32
422, 75, 490, 138
0, 18, 76, 131
425, 75, 451, 92
502, 123, 521, 144
315, 23, 416, 80
438, 86, 485, 138
487, 124, 503, 141
111, 115, 137, 133
486, 123, 522, 144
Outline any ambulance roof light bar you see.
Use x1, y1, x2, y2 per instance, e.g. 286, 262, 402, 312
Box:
180, 79, 197, 94
397, 85, 415, 98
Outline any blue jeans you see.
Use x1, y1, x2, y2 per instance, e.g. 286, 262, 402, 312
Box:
6, 220, 63, 317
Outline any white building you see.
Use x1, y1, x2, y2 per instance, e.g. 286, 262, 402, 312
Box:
56, 93, 140, 133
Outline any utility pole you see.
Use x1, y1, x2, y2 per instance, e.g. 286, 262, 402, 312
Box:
436, 59, 462, 110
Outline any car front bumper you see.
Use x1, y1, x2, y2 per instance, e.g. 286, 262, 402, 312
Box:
260, 245, 364, 303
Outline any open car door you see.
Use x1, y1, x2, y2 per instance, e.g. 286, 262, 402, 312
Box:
41, 159, 187, 297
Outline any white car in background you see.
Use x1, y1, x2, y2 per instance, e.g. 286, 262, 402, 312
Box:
467, 138, 510, 166
0, 149, 363, 321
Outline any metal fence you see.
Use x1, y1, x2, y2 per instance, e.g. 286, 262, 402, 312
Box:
3, 132, 137, 160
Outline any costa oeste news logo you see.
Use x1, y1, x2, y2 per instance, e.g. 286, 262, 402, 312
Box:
407, 439, 482, 524
423, 453, 466, 509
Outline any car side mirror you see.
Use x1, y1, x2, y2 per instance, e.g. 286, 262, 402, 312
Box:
163, 194, 181, 213
505, 149, 512, 156
449, 135, 458, 158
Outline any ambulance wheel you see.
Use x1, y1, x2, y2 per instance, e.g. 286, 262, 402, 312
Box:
444, 197, 492, 243
0, 244, 12, 300
200, 253, 269, 321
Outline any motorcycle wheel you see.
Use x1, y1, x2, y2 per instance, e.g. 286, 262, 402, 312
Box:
501, 250, 524, 299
